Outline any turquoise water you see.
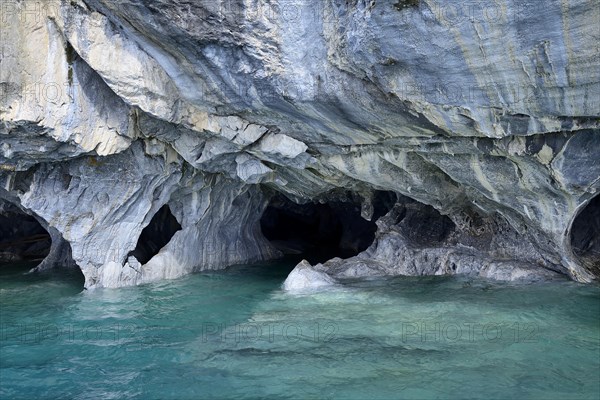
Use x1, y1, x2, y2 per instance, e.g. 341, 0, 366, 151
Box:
1, 261, 599, 400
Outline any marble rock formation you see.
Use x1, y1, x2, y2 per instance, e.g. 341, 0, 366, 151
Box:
1, 0, 598, 288
283, 260, 337, 292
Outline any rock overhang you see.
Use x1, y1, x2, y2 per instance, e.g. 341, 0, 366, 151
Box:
1, 0, 598, 287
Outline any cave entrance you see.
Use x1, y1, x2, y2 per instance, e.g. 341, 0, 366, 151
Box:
260, 192, 395, 264
0, 203, 51, 265
129, 205, 182, 265
571, 195, 600, 277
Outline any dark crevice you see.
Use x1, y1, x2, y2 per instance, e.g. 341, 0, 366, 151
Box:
128, 205, 182, 265
0, 205, 51, 265
571, 195, 600, 277
12, 167, 38, 194
371, 190, 398, 221
65, 41, 76, 85
395, 198, 456, 246
394, 0, 420, 11
260, 192, 383, 264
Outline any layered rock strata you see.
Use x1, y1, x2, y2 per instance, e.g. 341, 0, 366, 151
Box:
1, 0, 598, 287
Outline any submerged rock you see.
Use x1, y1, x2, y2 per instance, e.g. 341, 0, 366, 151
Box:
0, 0, 598, 287
283, 260, 337, 292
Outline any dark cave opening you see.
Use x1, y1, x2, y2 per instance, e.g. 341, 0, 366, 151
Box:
0, 205, 51, 265
394, 197, 456, 247
260, 191, 396, 264
571, 195, 600, 276
129, 205, 182, 265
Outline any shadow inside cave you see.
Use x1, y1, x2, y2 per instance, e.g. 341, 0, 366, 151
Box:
260, 191, 396, 264
571, 195, 600, 277
0, 203, 51, 266
129, 204, 182, 265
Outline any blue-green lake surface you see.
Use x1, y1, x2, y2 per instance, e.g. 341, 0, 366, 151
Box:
1, 261, 599, 399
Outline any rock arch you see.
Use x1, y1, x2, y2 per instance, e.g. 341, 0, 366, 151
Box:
569, 195, 600, 278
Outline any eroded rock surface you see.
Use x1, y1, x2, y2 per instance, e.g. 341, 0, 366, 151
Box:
287, 197, 565, 285
1, 0, 598, 287
283, 260, 337, 291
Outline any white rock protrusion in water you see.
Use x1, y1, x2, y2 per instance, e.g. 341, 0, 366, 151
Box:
283, 260, 336, 292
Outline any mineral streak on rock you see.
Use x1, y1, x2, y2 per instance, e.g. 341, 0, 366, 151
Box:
0, 0, 598, 288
